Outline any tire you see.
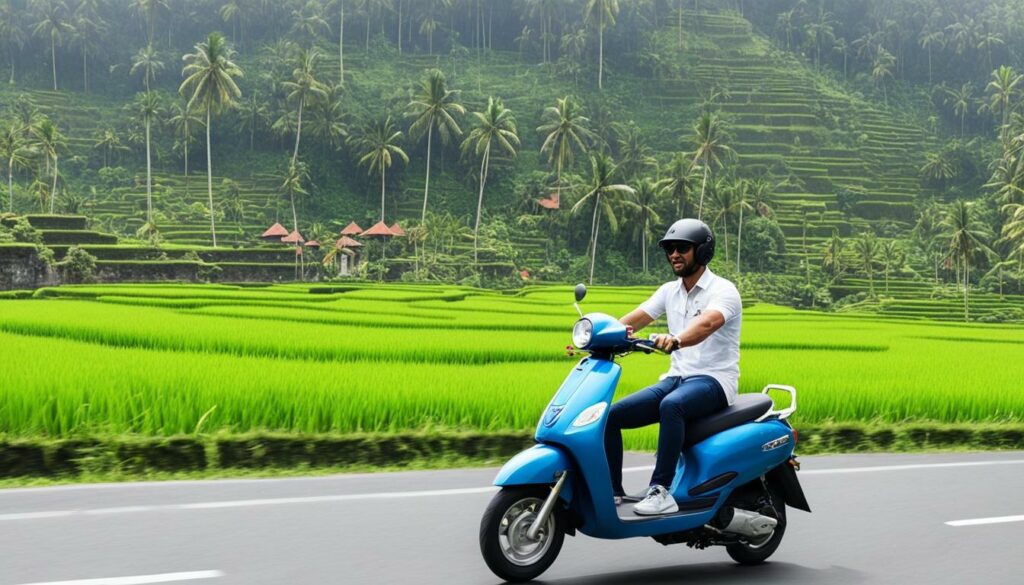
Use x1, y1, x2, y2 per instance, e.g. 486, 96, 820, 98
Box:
479, 487, 565, 582
725, 489, 787, 565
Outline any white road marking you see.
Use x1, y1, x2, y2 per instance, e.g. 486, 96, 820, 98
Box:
799, 459, 1024, 475
13, 570, 224, 585
1, 459, 1021, 522
946, 514, 1024, 527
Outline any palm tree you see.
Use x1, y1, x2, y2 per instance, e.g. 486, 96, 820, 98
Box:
986, 66, 1022, 143
129, 0, 168, 46
820, 230, 845, 282
179, 32, 244, 248
327, 0, 346, 83
691, 111, 734, 220
407, 69, 465, 223
290, 0, 331, 45
918, 27, 944, 84
93, 128, 124, 168
219, 0, 245, 45
350, 115, 408, 222
33, 117, 65, 213
942, 200, 995, 320
871, 47, 895, 105
309, 85, 348, 152
461, 96, 519, 263
583, 0, 619, 90
0, 120, 32, 213
943, 83, 974, 137
571, 152, 634, 284
234, 91, 269, 151
70, 11, 104, 93
920, 150, 958, 188
731, 179, 754, 273
806, 8, 835, 70
878, 240, 905, 293
31, 0, 72, 91
129, 91, 163, 226
280, 159, 310, 234
0, 3, 26, 84
631, 177, 662, 273
852, 231, 880, 295
130, 44, 164, 92
661, 151, 697, 217
832, 37, 849, 79
537, 96, 595, 209
282, 47, 328, 166
168, 100, 202, 195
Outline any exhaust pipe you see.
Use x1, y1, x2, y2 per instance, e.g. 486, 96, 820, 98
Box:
717, 507, 778, 538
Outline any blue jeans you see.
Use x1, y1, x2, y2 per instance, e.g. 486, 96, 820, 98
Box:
604, 375, 728, 495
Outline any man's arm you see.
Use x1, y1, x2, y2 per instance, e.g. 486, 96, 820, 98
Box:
619, 308, 655, 333
648, 310, 726, 352
673, 310, 726, 348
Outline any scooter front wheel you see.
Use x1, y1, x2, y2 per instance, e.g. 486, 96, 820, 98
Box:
479, 486, 565, 582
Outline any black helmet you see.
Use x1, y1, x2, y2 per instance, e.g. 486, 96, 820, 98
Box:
659, 218, 715, 265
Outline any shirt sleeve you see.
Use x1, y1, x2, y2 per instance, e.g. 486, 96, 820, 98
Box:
638, 283, 669, 320
706, 282, 742, 323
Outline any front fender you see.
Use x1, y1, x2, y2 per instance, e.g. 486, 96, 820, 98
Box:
493, 444, 574, 504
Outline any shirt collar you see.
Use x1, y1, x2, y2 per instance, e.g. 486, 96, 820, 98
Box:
677, 267, 715, 293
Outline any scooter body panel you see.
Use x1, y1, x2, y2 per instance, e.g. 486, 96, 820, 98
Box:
493, 444, 575, 505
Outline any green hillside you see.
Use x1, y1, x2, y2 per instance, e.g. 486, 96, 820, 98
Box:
0, 0, 1022, 321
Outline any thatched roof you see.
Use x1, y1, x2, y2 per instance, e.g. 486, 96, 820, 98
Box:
361, 221, 394, 237
281, 230, 305, 244
388, 223, 406, 237
335, 236, 362, 249
261, 222, 289, 239
340, 221, 364, 236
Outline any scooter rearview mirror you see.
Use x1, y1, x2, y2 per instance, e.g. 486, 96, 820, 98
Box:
574, 284, 587, 303
573, 284, 587, 317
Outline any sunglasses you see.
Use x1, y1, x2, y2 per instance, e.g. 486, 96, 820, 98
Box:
662, 242, 694, 255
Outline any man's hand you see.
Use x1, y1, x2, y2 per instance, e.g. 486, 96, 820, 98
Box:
651, 334, 680, 352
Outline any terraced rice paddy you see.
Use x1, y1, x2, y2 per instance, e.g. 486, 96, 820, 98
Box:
1, 284, 1022, 450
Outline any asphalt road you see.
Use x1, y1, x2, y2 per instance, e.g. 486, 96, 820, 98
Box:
1, 451, 1023, 585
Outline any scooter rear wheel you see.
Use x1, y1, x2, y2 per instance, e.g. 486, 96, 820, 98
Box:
725, 489, 787, 565
479, 487, 565, 582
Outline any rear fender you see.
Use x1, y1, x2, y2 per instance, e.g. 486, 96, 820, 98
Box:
493, 444, 574, 505
766, 460, 811, 513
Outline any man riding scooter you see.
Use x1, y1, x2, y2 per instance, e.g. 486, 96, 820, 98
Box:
609, 218, 743, 515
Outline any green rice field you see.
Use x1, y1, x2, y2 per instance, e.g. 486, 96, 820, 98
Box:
1, 283, 1022, 450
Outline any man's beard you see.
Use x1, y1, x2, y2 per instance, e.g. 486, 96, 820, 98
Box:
671, 258, 701, 278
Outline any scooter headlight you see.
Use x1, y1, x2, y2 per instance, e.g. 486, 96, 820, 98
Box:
572, 402, 608, 428
572, 318, 593, 349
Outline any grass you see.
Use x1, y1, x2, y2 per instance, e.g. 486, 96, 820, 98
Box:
1, 283, 1022, 454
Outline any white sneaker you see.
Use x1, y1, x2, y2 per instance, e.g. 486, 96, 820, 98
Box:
633, 485, 679, 516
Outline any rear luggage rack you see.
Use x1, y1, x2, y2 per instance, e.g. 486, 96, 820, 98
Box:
755, 385, 797, 421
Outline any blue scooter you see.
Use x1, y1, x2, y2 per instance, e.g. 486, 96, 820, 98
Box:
480, 284, 811, 582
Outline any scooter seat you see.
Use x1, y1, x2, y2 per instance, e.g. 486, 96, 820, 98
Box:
683, 393, 773, 448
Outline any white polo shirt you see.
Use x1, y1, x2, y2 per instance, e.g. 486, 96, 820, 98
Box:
638, 268, 742, 405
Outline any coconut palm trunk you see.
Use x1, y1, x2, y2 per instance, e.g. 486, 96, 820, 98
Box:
697, 164, 709, 220
339, 1, 344, 84
50, 154, 58, 213
421, 124, 433, 223
598, 10, 604, 90
736, 205, 744, 273
589, 194, 602, 285
82, 50, 88, 93
51, 37, 57, 91
380, 163, 387, 221
205, 108, 217, 248
7, 159, 12, 213
292, 99, 304, 165
145, 116, 152, 223
473, 143, 491, 263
